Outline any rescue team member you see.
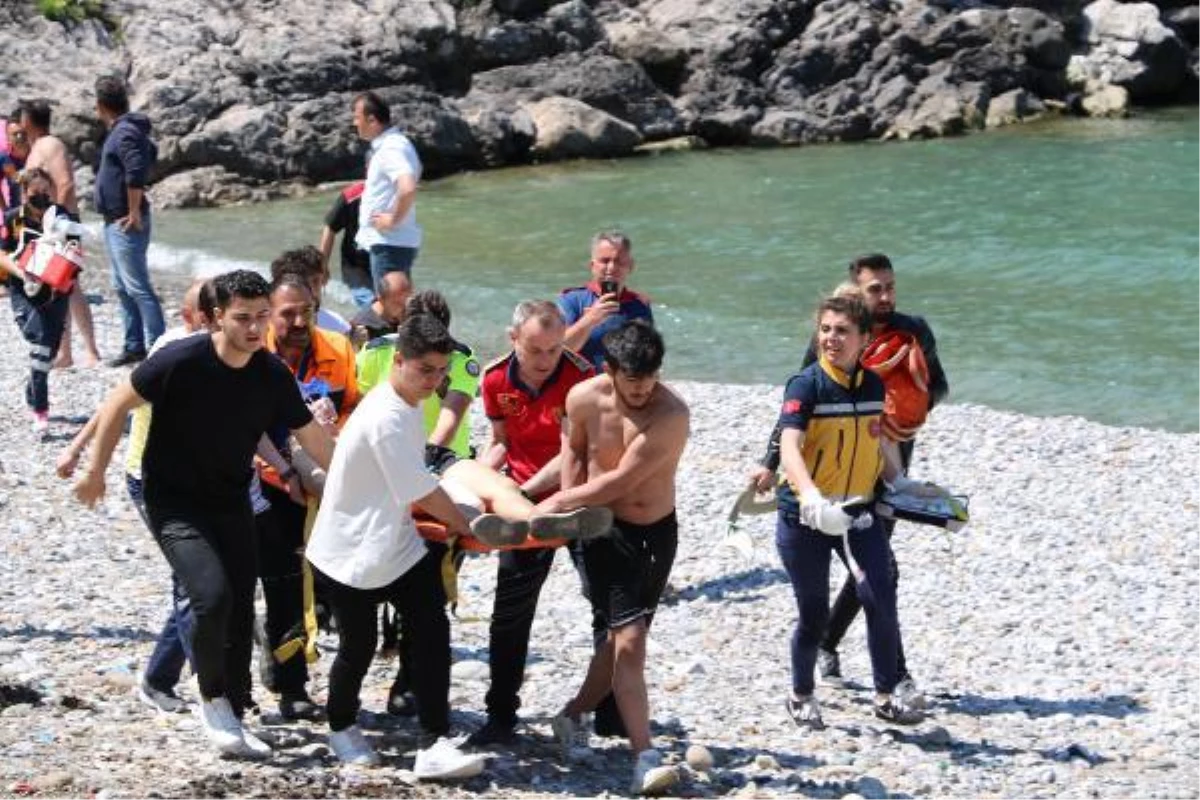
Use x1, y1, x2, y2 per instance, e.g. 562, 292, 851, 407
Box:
73, 269, 335, 758
467, 300, 596, 746
0, 168, 75, 434
773, 292, 941, 732
305, 314, 474, 765
256, 270, 359, 722
752, 253, 949, 703
540, 320, 690, 797
558, 230, 653, 371
318, 179, 374, 307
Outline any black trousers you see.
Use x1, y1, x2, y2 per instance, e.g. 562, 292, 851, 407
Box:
257, 483, 310, 697
315, 549, 450, 735
147, 499, 258, 713
482, 544, 624, 728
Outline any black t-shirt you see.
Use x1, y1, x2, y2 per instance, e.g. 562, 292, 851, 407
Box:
132, 334, 313, 510
324, 184, 371, 291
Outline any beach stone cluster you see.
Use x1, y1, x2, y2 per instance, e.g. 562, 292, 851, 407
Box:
0, 0, 1195, 207
0, 288, 1195, 798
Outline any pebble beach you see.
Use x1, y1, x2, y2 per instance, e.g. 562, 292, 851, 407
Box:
0, 284, 1197, 799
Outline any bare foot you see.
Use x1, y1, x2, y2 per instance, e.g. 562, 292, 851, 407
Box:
78, 351, 101, 368
53, 353, 74, 370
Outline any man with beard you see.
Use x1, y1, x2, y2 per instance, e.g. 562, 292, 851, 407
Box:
750, 253, 949, 707
73, 269, 335, 758
538, 320, 689, 796
256, 271, 359, 720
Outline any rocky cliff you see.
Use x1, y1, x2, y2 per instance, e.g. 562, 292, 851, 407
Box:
2, 0, 1194, 208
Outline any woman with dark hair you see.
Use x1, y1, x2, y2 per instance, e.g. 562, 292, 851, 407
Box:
0, 167, 76, 434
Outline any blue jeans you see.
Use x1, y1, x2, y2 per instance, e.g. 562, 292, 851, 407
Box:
105, 213, 165, 354
775, 509, 900, 695
368, 244, 418, 286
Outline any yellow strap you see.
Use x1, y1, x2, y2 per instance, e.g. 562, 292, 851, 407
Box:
441, 534, 460, 612
272, 497, 322, 666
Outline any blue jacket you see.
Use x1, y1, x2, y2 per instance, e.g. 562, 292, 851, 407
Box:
94, 113, 157, 221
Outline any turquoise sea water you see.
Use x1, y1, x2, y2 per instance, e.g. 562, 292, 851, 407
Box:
151, 109, 1199, 432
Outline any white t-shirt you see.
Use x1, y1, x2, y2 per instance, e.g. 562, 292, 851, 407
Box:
306, 382, 437, 589
356, 127, 423, 251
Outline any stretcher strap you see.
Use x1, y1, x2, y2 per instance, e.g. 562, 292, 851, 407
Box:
273, 497, 321, 666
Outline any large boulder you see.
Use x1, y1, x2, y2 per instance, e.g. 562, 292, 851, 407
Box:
524, 96, 644, 158
467, 52, 685, 138
1068, 0, 1190, 99
885, 73, 990, 138
986, 87, 1047, 125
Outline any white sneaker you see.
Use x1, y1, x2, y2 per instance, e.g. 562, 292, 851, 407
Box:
894, 677, 927, 710
329, 725, 380, 766
196, 697, 246, 755
550, 711, 591, 761
631, 749, 679, 796
236, 727, 273, 760
413, 736, 488, 780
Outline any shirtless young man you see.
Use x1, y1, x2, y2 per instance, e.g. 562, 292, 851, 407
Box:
536, 319, 689, 796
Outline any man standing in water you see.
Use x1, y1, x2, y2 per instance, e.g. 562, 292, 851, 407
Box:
538, 320, 689, 796
73, 269, 335, 759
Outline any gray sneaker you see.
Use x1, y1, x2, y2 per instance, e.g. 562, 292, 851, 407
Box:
817, 648, 843, 685
137, 678, 186, 714
469, 514, 530, 547
529, 507, 613, 542
550, 711, 591, 761
785, 695, 825, 730
894, 677, 927, 710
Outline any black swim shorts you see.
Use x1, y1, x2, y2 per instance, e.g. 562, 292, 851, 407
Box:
581, 510, 678, 629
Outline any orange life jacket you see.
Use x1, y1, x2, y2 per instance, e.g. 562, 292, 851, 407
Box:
861, 330, 930, 442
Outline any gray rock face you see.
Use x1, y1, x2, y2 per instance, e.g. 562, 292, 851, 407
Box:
1, 0, 1192, 207
1068, 0, 1190, 97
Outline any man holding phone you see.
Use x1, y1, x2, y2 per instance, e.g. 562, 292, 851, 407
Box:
558, 230, 653, 370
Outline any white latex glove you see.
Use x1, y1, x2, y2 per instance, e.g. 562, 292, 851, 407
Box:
800, 488, 853, 536
889, 476, 951, 498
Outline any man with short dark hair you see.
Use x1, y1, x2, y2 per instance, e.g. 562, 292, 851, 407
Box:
72, 269, 335, 759
20, 97, 103, 369
305, 314, 473, 765
540, 320, 689, 796
318, 180, 373, 307
559, 230, 653, 370
269, 244, 351, 335
352, 91, 422, 283
93, 75, 165, 366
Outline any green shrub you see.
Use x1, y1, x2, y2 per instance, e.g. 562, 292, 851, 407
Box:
35, 0, 106, 23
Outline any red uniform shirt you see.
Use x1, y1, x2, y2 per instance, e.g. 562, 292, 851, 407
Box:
481, 350, 593, 486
